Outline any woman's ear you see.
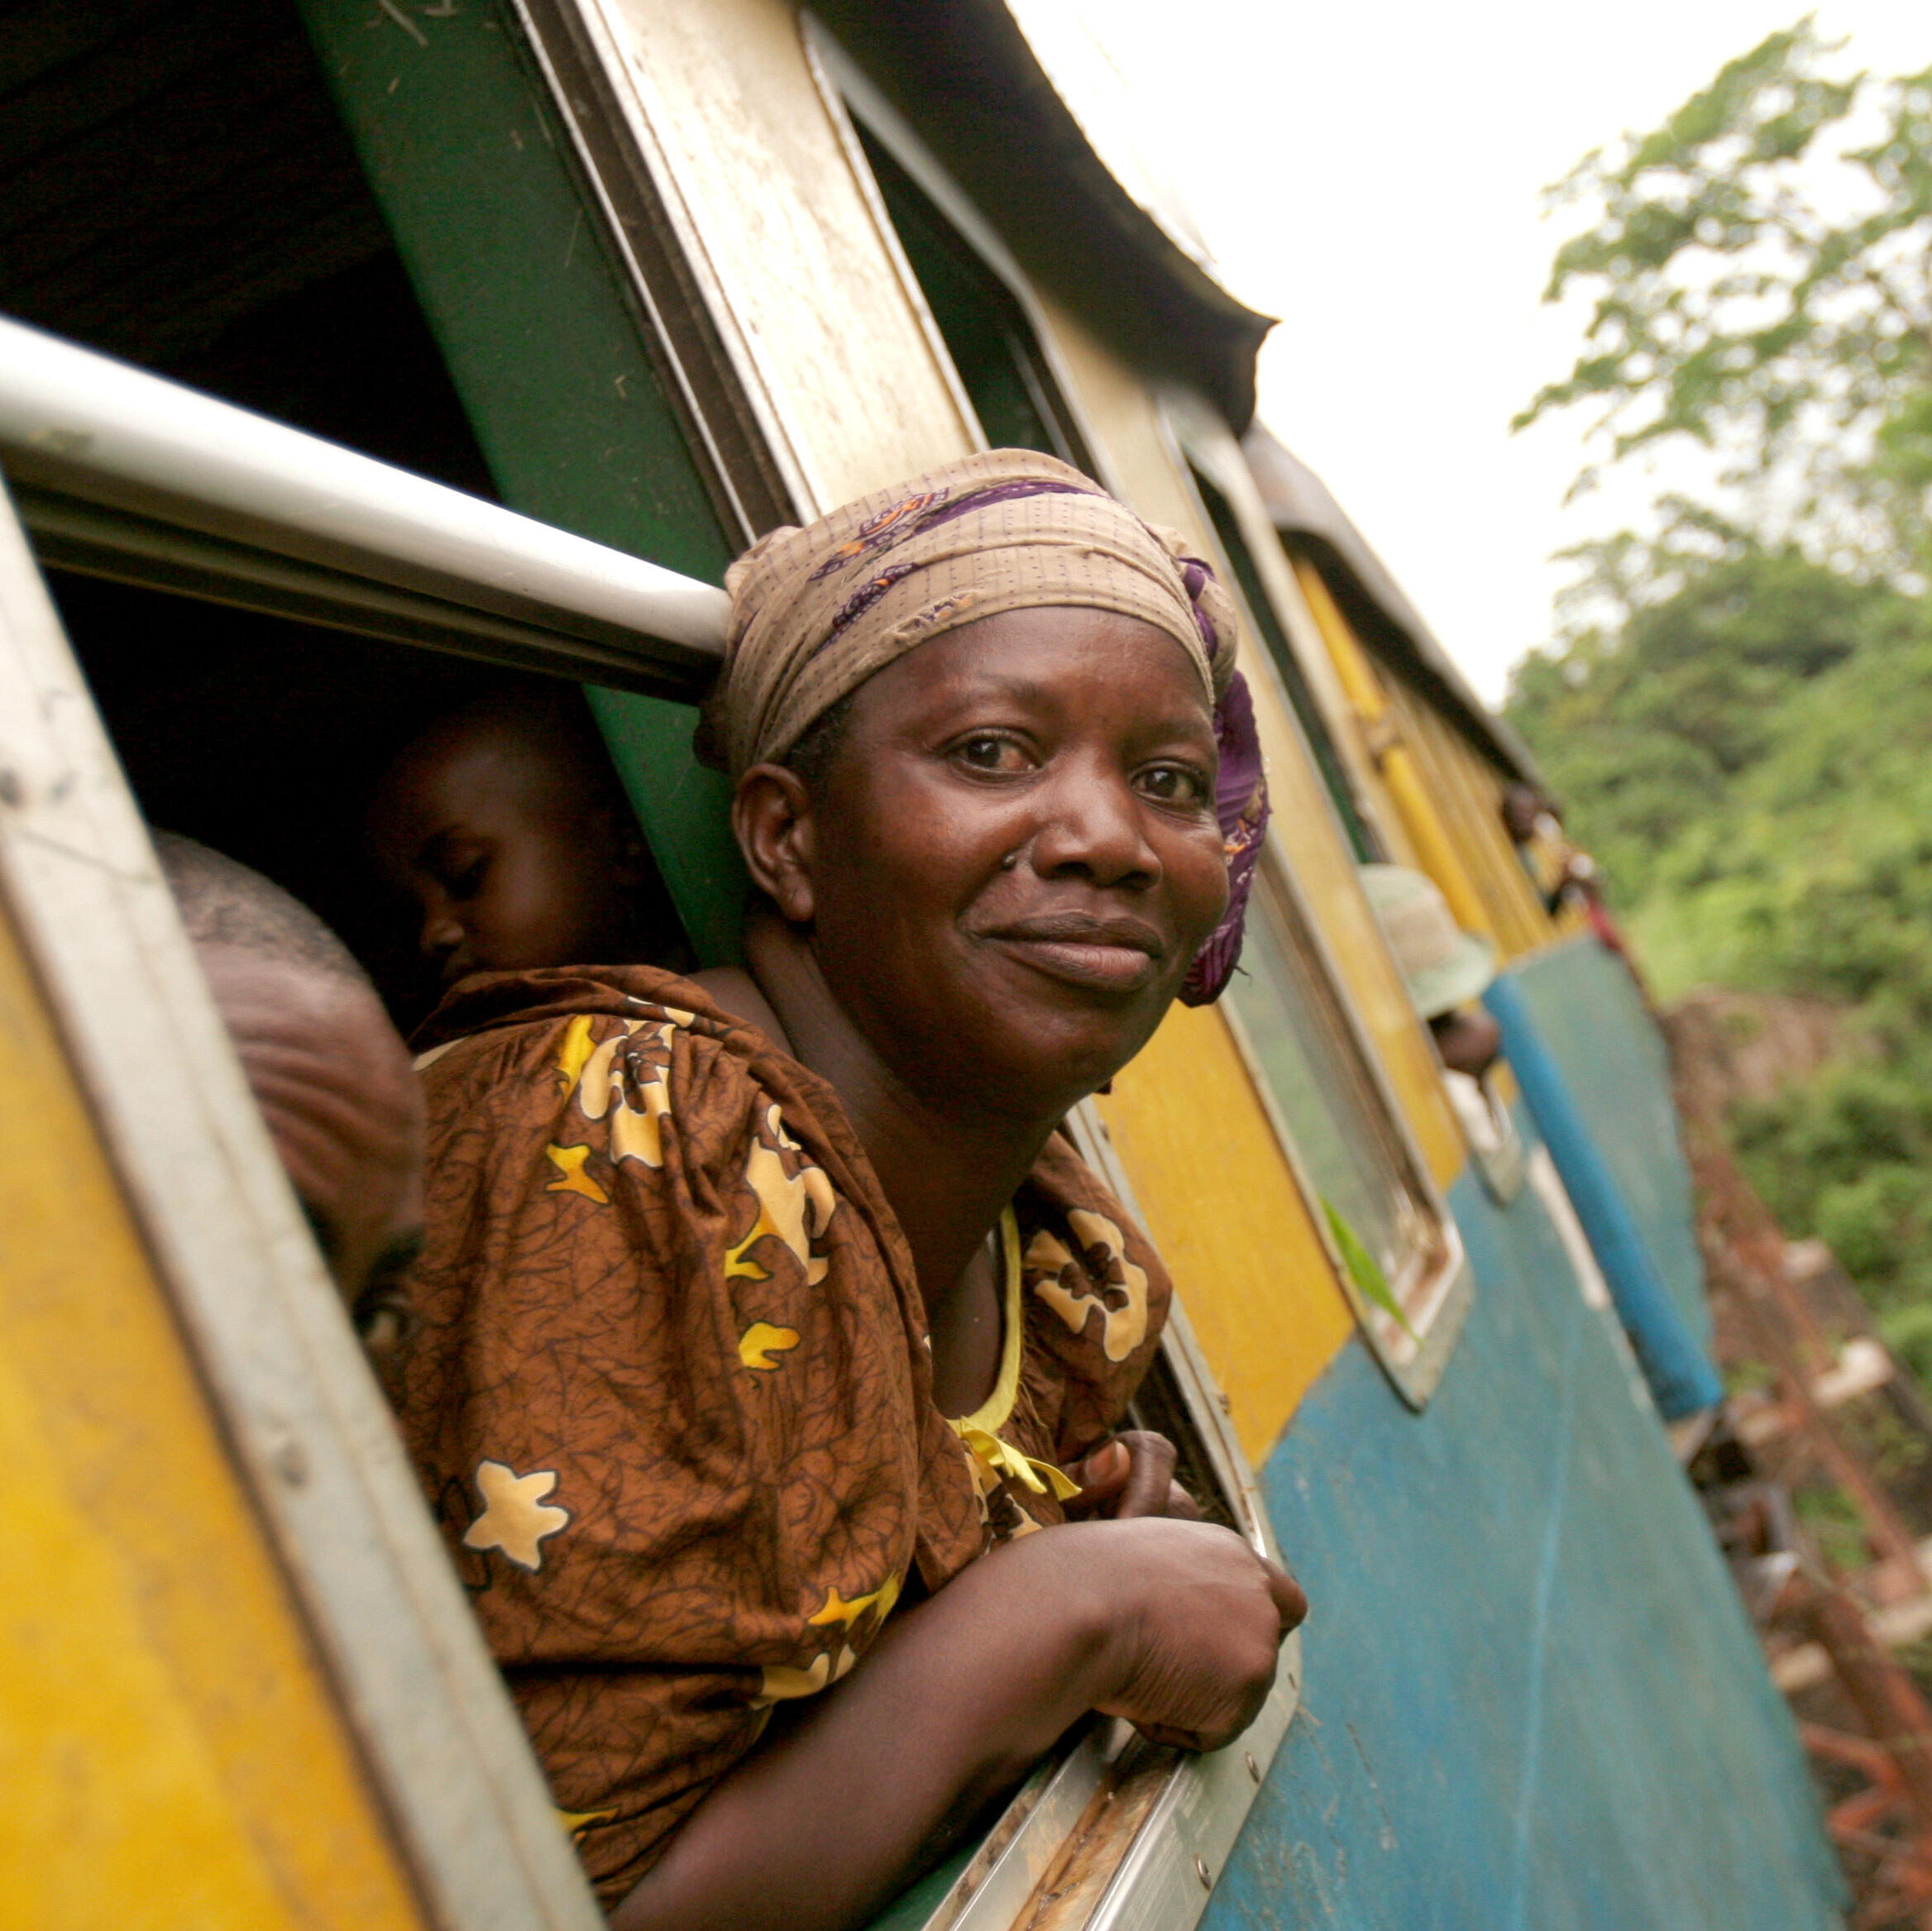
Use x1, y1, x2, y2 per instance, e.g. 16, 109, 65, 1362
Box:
733, 764, 816, 924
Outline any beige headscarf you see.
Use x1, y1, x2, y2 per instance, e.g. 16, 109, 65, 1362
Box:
701, 450, 1239, 777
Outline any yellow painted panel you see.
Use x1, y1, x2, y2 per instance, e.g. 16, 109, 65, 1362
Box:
1098, 1004, 1354, 1465
1384, 677, 1555, 960
0, 903, 423, 1931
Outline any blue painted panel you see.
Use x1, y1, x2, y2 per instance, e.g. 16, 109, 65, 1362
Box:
1208, 1165, 1841, 1931
1506, 939, 1710, 1347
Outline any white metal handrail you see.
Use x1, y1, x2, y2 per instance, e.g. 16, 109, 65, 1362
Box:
0, 313, 730, 695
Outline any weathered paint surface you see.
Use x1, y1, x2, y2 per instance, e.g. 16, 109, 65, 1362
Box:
1207, 1147, 1840, 1930
0, 901, 424, 1931
1506, 938, 1712, 1347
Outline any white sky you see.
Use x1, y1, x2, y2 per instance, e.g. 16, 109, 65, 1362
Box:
1051, 2, 1932, 702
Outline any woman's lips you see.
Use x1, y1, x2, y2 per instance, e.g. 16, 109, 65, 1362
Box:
985, 916, 1164, 993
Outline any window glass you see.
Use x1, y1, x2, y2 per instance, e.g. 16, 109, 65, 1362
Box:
1225, 852, 1448, 1353
852, 122, 1091, 470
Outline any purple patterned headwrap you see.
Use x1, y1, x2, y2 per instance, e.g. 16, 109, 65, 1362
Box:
707, 449, 1270, 1004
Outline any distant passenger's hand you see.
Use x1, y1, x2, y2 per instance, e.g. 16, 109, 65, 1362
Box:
1065, 1430, 1200, 1521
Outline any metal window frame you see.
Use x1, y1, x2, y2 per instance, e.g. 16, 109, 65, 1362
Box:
505, 0, 798, 547
0, 316, 728, 701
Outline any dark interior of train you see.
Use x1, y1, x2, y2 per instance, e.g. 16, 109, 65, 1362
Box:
4, 0, 684, 1025
50, 572, 506, 1022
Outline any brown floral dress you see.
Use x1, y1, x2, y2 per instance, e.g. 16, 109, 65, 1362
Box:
390, 966, 1169, 1904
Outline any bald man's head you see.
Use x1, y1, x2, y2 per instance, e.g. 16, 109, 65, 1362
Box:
158, 834, 425, 1352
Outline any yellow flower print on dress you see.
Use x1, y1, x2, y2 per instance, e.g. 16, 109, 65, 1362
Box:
751, 1644, 857, 1709
807, 1572, 902, 1630
1024, 1208, 1150, 1363
544, 1142, 609, 1203
724, 1103, 837, 1285
738, 1322, 801, 1371
560, 1015, 677, 1169
463, 1460, 572, 1571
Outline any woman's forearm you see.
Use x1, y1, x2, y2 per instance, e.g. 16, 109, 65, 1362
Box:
608, 1532, 1116, 1931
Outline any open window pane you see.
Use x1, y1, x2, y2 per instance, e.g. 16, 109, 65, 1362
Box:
854, 126, 1090, 469
1231, 857, 1435, 1283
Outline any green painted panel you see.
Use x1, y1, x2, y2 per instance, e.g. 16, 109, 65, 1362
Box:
585, 686, 744, 967
295, 0, 748, 961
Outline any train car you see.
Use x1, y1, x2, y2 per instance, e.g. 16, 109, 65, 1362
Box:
0, 2, 1844, 1926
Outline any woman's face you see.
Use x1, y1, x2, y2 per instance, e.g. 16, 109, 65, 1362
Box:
788, 605, 1229, 1115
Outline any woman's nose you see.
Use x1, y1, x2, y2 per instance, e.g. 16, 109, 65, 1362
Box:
1029, 767, 1160, 887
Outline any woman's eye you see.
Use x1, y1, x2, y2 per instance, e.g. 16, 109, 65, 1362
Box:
954, 734, 1031, 774
1138, 765, 1211, 807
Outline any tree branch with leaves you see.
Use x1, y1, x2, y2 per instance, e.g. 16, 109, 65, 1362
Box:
1517, 19, 1932, 571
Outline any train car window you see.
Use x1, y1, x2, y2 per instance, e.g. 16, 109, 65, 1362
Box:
42, 571, 691, 1031
808, 21, 1099, 476
0, 0, 495, 495
852, 127, 1090, 468
1222, 850, 1470, 1395
2, 0, 755, 970
1188, 466, 1384, 863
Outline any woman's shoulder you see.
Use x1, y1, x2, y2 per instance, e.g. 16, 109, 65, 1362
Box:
413, 965, 755, 1067
409, 965, 875, 1199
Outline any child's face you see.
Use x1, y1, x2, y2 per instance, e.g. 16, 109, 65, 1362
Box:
371, 715, 647, 986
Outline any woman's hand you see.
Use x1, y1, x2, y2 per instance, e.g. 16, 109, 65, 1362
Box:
1079, 1518, 1306, 1752
1065, 1430, 1201, 1520
613, 1517, 1304, 1931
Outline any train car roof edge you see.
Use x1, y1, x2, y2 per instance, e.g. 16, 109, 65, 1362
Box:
1241, 421, 1547, 789
806, 0, 1275, 430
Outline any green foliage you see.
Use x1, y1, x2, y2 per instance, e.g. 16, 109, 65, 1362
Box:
1322, 1198, 1417, 1341
1513, 19, 1932, 1392
1506, 533, 1932, 1384
1506, 516, 1919, 906
1518, 20, 1932, 567
1794, 1479, 1872, 1572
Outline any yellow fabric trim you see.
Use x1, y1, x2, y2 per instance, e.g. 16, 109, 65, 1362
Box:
947, 1210, 1079, 1503
954, 1209, 1026, 1436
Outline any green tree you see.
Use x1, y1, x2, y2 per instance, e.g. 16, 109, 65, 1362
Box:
1506, 516, 1915, 902
1507, 18, 1932, 1402
1516, 19, 1932, 569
